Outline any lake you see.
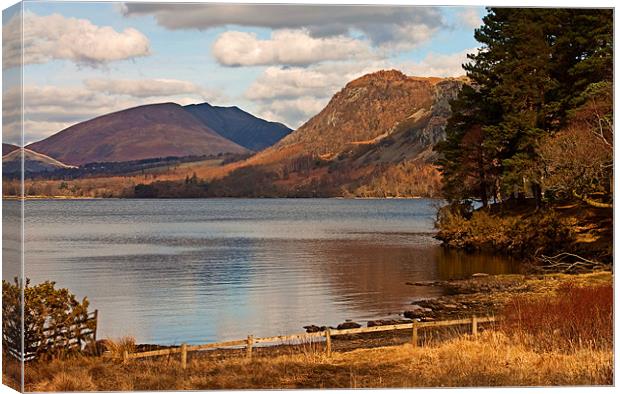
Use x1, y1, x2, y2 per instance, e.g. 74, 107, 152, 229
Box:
8, 198, 516, 345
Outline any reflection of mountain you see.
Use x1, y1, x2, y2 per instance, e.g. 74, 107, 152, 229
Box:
434, 249, 520, 280
290, 239, 518, 325
2, 201, 22, 281
302, 240, 446, 319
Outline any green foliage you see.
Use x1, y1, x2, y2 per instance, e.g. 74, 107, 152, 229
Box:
436, 8, 613, 205
435, 205, 574, 257
2, 278, 95, 360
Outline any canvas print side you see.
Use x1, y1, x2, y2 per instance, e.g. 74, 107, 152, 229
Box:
2, 2, 25, 392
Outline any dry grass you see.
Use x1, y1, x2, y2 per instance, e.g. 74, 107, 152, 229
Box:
7, 272, 613, 390
18, 329, 612, 391
501, 282, 613, 352
1, 355, 21, 391
102, 336, 136, 359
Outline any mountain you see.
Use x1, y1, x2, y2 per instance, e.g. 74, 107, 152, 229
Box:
202, 70, 465, 197
274, 70, 439, 156
2, 143, 19, 156
26, 103, 248, 166
2, 148, 76, 175
184, 103, 292, 151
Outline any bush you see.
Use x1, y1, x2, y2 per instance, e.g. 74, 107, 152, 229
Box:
501, 283, 612, 352
435, 204, 574, 256
2, 278, 95, 360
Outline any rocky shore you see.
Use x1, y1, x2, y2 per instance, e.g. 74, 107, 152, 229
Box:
128, 271, 611, 359
304, 271, 612, 333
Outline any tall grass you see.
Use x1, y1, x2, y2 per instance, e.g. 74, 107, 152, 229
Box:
12, 278, 613, 390
102, 336, 136, 359
19, 331, 612, 390
501, 283, 612, 352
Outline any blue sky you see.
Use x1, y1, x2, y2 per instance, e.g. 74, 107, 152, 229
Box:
3, 2, 485, 145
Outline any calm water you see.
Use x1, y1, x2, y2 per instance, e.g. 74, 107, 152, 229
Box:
10, 199, 515, 345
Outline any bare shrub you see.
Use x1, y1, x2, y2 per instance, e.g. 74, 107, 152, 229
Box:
501, 283, 612, 352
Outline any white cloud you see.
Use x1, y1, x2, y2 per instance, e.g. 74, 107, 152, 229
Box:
212, 29, 374, 67
2, 11, 150, 69
244, 47, 476, 127
84, 78, 214, 99
401, 48, 475, 78
257, 97, 329, 129
246, 61, 391, 127
3, 79, 220, 144
122, 4, 445, 54
247, 61, 389, 101
382, 24, 437, 52
3, 85, 138, 144
458, 8, 483, 29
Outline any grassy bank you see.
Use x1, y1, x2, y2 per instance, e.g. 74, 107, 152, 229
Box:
3, 271, 612, 390
435, 200, 612, 264
8, 331, 610, 390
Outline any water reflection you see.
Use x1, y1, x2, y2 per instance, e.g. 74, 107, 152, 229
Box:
18, 199, 516, 344
435, 248, 520, 279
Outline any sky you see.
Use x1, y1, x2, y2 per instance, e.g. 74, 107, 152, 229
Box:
2, 1, 485, 145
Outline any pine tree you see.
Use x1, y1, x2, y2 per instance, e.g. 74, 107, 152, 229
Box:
436, 7, 613, 206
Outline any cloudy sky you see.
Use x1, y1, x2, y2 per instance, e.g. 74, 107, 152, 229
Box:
2, 2, 484, 145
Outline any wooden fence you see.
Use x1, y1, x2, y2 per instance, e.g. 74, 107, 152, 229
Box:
3, 310, 98, 361
123, 315, 495, 369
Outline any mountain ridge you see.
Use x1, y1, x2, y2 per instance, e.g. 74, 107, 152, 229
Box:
199, 69, 465, 197
184, 102, 292, 151
3, 148, 76, 175
26, 103, 249, 165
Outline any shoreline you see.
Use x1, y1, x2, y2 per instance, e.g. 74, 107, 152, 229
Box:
2, 195, 439, 201
7, 270, 612, 391
130, 270, 612, 353
2, 195, 106, 200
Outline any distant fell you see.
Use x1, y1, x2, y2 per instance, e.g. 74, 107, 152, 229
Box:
2, 143, 19, 156
3, 148, 76, 175
200, 69, 465, 197
273, 69, 442, 157
26, 103, 248, 165
184, 102, 292, 151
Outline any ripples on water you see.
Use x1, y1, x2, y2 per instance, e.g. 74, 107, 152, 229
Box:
5, 198, 516, 345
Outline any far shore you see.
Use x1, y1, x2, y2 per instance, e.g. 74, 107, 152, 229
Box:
2, 195, 105, 200
3, 195, 436, 200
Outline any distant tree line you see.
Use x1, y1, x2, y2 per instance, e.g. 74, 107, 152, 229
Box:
436, 8, 613, 208
4, 153, 249, 181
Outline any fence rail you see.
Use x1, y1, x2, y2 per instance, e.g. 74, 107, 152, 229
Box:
3, 309, 98, 361
124, 315, 496, 368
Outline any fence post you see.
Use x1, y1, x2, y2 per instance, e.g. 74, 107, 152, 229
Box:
180, 343, 187, 369
411, 322, 418, 347
246, 335, 254, 359
472, 315, 478, 336
325, 329, 332, 357
122, 350, 128, 364
92, 309, 99, 355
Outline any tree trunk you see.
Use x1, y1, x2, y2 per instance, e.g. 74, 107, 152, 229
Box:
572, 190, 612, 208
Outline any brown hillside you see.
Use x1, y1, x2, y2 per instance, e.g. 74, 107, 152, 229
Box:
273, 70, 436, 157
15, 70, 465, 198
2, 143, 19, 156
26, 103, 248, 165
198, 70, 465, 197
